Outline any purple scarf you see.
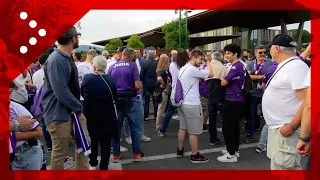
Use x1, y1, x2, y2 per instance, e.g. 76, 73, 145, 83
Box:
71, 112, 91, 156
9, 133, 17, 153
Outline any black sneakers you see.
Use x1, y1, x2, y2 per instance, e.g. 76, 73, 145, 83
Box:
243, 134, 254, 143
176, 148, 184, 158
209, 138, 220, 145
203, 125, 208, 133
190, 152, 209, 163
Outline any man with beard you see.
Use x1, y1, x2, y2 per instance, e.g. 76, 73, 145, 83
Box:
176, 49, 214, 163
42, 26, 91, 170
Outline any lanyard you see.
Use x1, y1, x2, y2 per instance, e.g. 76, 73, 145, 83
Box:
254, 59, 265, 75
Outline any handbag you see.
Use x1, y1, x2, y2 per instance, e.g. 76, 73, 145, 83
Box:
97, 73, 118, 119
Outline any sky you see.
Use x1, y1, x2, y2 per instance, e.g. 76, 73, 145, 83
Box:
77, 10, 311, 43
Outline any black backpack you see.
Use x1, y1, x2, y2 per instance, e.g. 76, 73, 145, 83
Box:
243, 70, 253, 95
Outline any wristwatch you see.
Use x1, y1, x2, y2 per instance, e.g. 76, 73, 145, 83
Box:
14, 120, 20, 132
299, 136, 310, 143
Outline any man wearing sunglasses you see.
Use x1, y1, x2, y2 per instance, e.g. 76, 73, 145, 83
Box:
245, 45, 273, 142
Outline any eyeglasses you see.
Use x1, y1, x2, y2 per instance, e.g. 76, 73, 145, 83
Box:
258, 51, 266, 55
75, 33, 81, 38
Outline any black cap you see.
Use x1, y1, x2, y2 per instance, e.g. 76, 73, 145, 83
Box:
117, 46, 126, 53
267, 34, 297, 48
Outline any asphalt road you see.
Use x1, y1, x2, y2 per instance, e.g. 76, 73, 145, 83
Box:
43, 110, 307, 170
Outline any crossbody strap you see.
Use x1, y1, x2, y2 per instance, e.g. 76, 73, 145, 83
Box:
179, 64, 197, 98
97, 73, 118, 118
266, 57, 298, 88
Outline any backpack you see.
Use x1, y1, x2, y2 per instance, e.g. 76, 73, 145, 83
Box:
171, 65, 196, 107
243, 70, 253, 96
30, 85, 44, 116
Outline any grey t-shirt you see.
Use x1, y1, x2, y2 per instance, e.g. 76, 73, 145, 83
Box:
246, 59, 273, 97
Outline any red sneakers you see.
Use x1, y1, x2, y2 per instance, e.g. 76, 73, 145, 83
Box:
113, 155, 121, 163
134, 153, 145, 162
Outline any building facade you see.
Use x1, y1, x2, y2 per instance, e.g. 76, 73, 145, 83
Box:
190, 26, 293, 50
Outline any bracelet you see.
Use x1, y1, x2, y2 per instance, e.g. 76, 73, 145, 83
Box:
14, 120, 20, 132
285, 123, 297, 131
299, 136, 310, 143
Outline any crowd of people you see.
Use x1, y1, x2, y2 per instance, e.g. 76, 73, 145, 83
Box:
8, 26, 312, 171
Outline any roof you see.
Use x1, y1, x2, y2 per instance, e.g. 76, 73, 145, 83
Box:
190, 35, 241, 47
93, 0, 314, 47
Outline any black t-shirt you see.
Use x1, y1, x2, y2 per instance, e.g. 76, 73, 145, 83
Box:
157, 70, 168, 85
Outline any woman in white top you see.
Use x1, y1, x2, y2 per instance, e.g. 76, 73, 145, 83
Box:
11, 63, 38, 110
9, 82, 43, 170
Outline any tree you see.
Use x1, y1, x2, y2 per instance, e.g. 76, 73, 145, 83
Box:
291, 29, 310, 44
104, 38, 123, 51
127, 35, 144, 49
162, 18, 189, 49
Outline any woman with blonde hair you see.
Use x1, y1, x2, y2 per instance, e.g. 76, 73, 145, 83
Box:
154, 54, 170, 132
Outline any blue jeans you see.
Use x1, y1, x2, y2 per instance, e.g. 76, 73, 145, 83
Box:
11, 143, 43, 170
258, 124, 268, 148
249, 96, 262, 137
124, 96, 144, 138
209, 99, 224, 141
112, 99, 141, 155
144, 89, 159, 119
306, 154, 311, 170
41, 119, 52, 149
160, 100, 176, 133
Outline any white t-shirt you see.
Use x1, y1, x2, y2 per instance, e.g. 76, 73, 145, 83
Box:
9, 101, 39, 148
77, 62, 94, 86
75, 61, 81, 66
77, 62, 93, 101
11, 73, 30, 103
169, 62, 180, 85
105, 58, 117, 74
179, 64, 209, 105
262, 57, 309, 129
303, 68, 311, 87
32, 69, 44, 90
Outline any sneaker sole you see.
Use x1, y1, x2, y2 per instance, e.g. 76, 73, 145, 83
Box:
177, 155, 183, 158
133, 157, 144, 162
190, 159, 210, 163
209, 142, 220, 146
217, 158, 238, 163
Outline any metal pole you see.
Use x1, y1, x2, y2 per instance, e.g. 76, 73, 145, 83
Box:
179, 10, 181, 49
185, 11, 188, 49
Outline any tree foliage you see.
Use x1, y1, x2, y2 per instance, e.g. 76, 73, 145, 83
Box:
291, 29, 310, 44
127, 35, 144, 49
162, 18, 189, 49
104, 38, 123, 51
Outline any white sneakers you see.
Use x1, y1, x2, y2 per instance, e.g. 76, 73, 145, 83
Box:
125, 137, 132, 145
221, 150, 240, 158
141, 135, 151, 142
89, 165, 97, 170
125, 135, 152, 145
217, 150, 239, 163
120, 146, 128, 152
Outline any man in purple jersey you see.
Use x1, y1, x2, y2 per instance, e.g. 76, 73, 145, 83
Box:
218, 44, 246, 163
108, 47, 144, 162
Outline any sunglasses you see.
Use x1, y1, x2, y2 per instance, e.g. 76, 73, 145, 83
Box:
258, 51, 266, 55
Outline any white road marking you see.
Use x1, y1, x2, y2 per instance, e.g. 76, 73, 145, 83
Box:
46, 160, 122, 170
119, 143, 258, 164
46, 143, 258, 169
